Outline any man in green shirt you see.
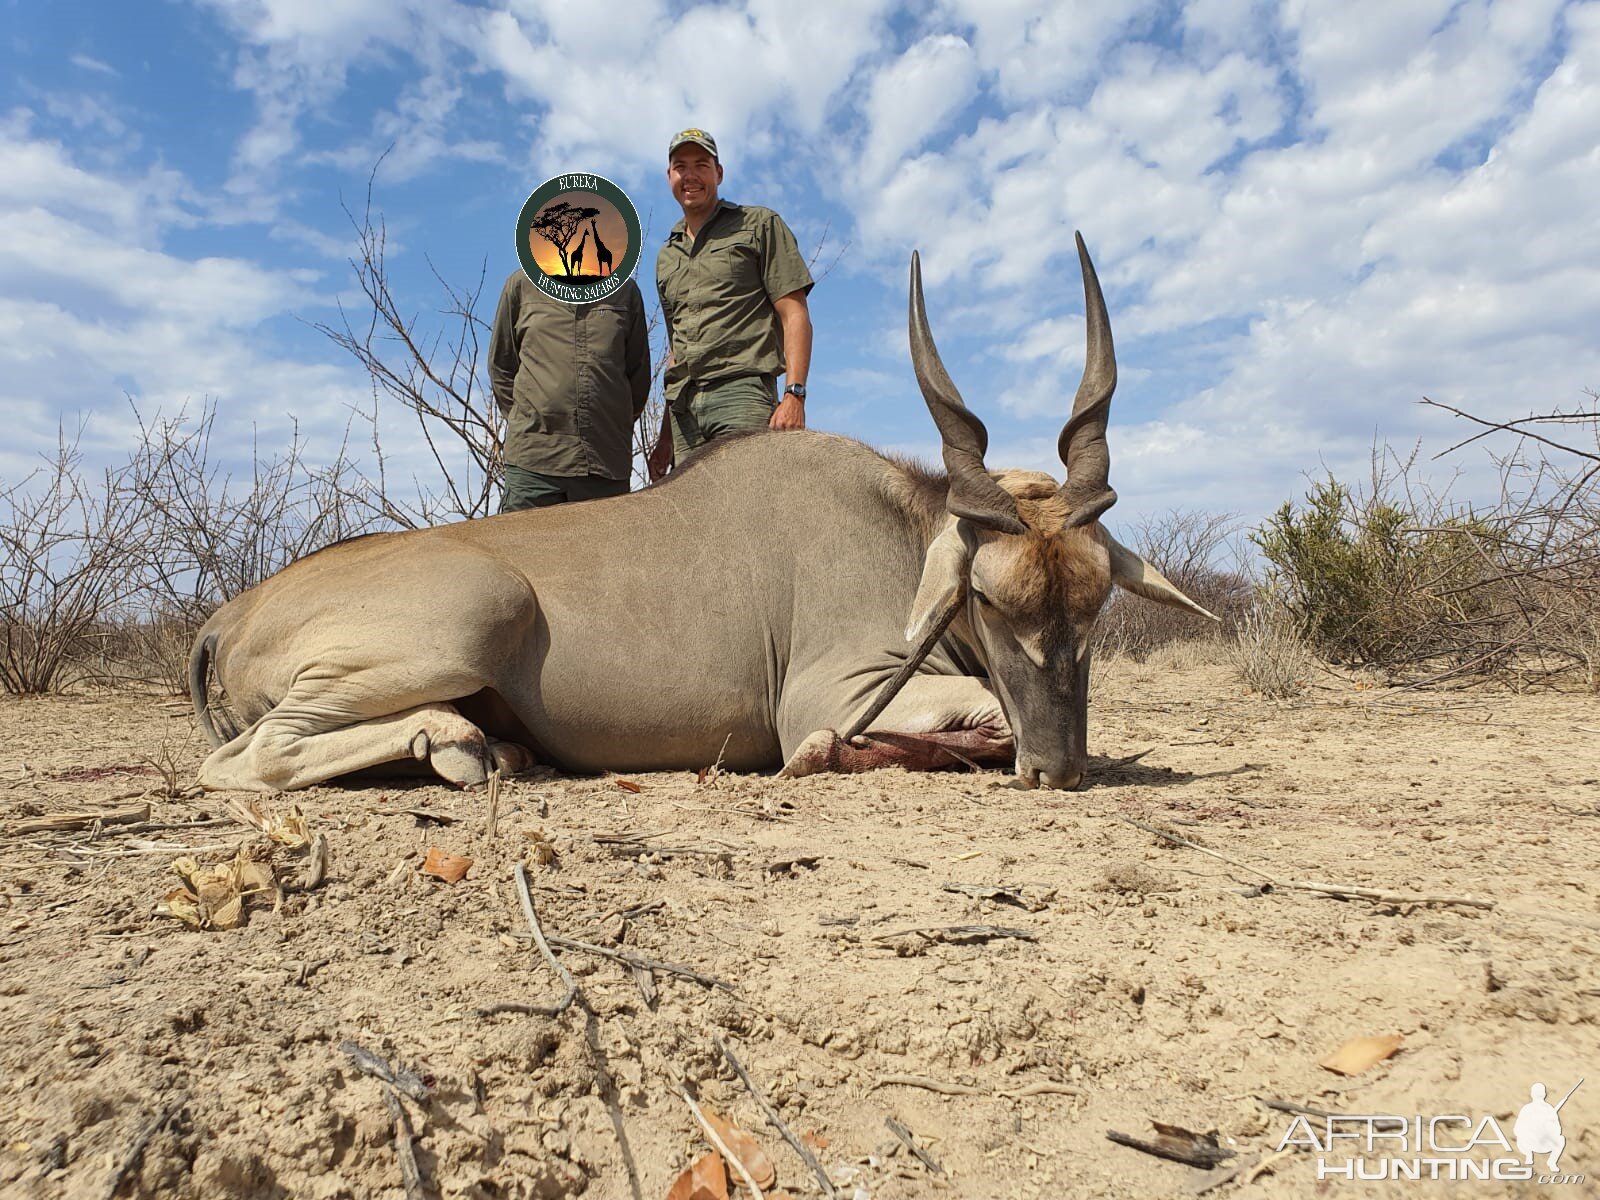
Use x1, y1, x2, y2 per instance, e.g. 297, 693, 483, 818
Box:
489, 271, 651, 511
649, 128, 814, 477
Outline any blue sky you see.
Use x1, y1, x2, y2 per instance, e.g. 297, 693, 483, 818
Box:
3, 0, 1598, 537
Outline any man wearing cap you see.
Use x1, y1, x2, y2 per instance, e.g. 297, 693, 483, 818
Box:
648, 127, 813, 477
489, 268, 651, 511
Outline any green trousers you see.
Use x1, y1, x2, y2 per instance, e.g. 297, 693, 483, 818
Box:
669, 374, 778, 458
501, 465, 629, 513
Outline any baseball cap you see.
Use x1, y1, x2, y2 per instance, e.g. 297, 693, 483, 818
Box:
668, 128, 718, 160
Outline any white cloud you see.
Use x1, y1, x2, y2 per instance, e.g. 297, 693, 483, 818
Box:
861, 35, 978, 179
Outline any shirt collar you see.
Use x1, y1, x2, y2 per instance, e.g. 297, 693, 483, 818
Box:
667, 197, 738, 242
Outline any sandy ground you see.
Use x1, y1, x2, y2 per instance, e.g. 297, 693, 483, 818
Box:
1, 657, 1598, 1199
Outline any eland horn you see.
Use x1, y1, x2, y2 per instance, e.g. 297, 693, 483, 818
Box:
909, 251, 1026, 535
1058, 232, 1118, 528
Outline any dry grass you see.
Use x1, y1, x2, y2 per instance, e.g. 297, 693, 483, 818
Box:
1229, 605, 1314, 700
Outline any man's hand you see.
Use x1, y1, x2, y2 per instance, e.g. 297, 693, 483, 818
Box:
646, 417, 674, 482
770, 393, 806, 431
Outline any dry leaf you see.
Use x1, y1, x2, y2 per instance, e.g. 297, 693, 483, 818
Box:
665, 1150, 728, 1200
420, 847, 472, 884
701, 1109, 776, 1190
525, 829, 557, 866
615, 778, 643, 794
800, 1131, 829, 1152
696, 766, 710, 785
227, 798, 310, 848
158, 850, 279, 931
156, 885, 203, 929
1319, 1033, 1403, 1076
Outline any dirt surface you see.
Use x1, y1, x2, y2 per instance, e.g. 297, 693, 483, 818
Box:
1, 660, 1598, 1199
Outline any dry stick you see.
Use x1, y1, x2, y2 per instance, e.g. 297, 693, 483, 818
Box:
1255, 1095, 1342, 1119
544, 934, 736, 993
485, 769, 501, 839
870, 924, 1037, 944
885, 1116, 945, 1176
382, 1086, 426, 1200
1120, 817, 1495, 910
873, 1074, 1079, 1101
714, 1034, 837, 1199
340, 1041, 431, 1102
476, 863, 576, 1018
14, 803, 150, 834
670, 1071, 766, 1200
100, 1105, 176, 1200
873, 1074, 985, 1096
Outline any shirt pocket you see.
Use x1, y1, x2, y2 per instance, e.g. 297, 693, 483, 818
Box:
584, 299, 630, 362
706, 234, 762, 298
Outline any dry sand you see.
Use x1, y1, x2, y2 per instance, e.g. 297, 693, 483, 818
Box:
1, 658, 1597, 1198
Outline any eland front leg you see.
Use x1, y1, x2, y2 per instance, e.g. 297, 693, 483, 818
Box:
778, 674, 1014, 779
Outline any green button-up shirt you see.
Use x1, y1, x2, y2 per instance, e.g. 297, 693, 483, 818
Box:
655, 200, 814, 404
489, 271, 650, 480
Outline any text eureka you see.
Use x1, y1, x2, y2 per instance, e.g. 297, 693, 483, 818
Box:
1278, 1115, 1586, 1183
557, 174, 600, 191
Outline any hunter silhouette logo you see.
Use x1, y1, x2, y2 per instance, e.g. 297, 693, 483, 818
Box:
1517, 1079, 1582, 1172
515, 173, 641, 304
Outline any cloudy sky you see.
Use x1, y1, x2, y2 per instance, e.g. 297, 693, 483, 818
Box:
3, 0, 1597, 534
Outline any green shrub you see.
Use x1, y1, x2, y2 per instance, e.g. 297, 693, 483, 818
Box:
1252, 474, 1499, 670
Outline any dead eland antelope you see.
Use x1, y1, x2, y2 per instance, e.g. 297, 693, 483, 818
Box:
188, 235, 1215, 793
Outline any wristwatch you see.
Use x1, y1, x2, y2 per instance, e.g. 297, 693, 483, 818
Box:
784, 383, 807, 400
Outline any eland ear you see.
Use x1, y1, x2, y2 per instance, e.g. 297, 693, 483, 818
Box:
906, 520, 973, 641
1106, 535, 1220, 622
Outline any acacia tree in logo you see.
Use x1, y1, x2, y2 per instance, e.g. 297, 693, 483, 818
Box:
530, 200, 600, 278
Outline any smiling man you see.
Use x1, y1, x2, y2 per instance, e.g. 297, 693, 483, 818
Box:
649, 128, 814, 477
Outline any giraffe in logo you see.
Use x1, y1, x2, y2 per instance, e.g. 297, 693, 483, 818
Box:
570, 228, 589, 277
589, 219, 613, 277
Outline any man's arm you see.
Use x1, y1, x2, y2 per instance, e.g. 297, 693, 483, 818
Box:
769, 290, 811, 431
488, 277, 521, 420
624, 286, 650, 420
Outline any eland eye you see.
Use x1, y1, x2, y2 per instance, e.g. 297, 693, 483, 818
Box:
970, 588, 992, 607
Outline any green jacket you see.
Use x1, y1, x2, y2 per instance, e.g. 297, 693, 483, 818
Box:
655, 200, 813, 404
489, 271, 650, 480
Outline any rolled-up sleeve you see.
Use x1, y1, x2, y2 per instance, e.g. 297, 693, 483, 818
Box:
761, 212, 814, 302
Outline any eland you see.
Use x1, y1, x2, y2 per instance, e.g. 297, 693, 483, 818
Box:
189, 234, 1215, 792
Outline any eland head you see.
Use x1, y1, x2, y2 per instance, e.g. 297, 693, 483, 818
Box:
904, 234, 1217, 789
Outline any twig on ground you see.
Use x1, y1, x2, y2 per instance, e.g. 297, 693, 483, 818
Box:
544, 934, 736, 993
485, 769, 501, 839
14, 803, 150, 834
381, 1086, 426, 1200
870, 924, 1036, 945
1122, 817, 1495, 910
100, 1105, 177, 1200
1120, 817, 1276, 881
339, 1041, 431, 1102
476, 862, 576, 1018
715, 1034, 837, 1198
872, 1074, 1078, 1100
885, 1116, 945, 1176
872, 1074, 986, 1096
669, 1066, 765, 1200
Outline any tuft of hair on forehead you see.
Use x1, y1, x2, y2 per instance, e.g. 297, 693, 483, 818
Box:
979, 471, 1110, 619
993, 470, 1071, 535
